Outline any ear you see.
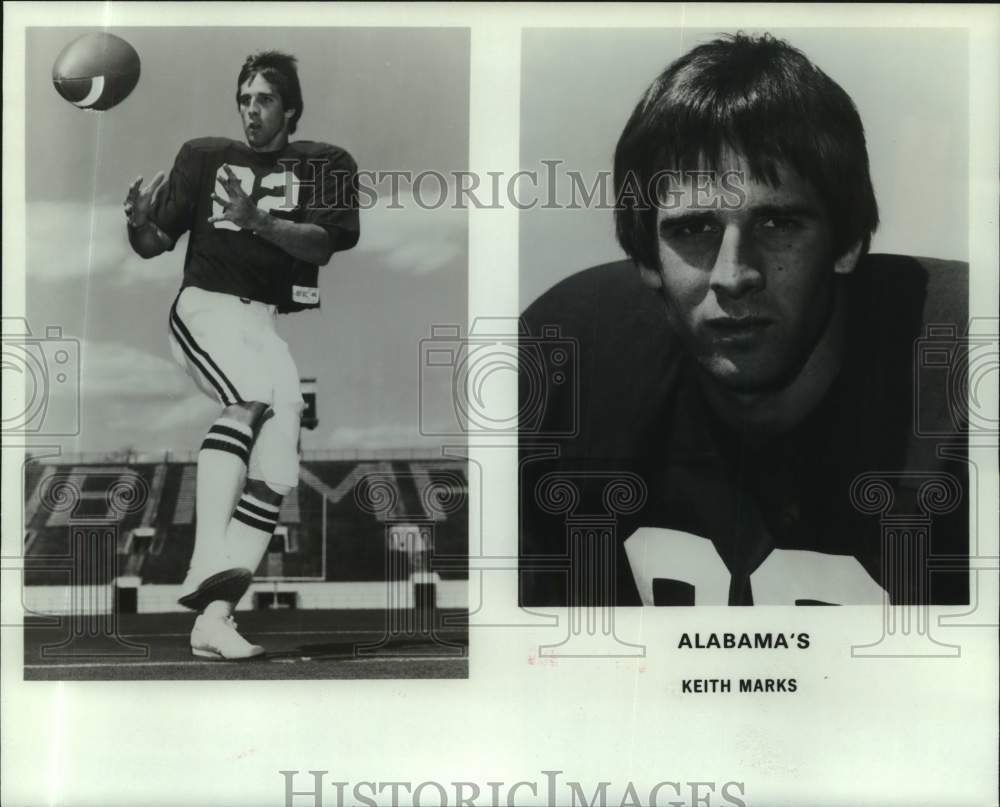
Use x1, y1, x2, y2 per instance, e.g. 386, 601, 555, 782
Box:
833, 240, 863, 276
283, 108, 296, 125
639, 263, 663, 289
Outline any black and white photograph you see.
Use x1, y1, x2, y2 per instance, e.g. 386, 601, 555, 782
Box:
14, 25, 471, 679
2, 5, 997, 807
519, 28, 976, 608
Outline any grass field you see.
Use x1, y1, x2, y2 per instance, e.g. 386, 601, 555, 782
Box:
23, 609, 469, 680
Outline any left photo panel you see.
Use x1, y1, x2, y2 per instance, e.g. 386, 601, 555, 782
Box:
17, 26, 471, 680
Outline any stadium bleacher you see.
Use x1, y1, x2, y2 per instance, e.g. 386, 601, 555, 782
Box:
22, 456, 469, 612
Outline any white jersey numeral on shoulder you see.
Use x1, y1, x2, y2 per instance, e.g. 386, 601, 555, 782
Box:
212, 164, 297, 231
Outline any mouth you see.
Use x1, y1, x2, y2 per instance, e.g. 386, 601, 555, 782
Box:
704, 316, 773, 343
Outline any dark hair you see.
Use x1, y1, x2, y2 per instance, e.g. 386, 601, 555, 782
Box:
236, 50, 304, 134
613, 33, 879, 270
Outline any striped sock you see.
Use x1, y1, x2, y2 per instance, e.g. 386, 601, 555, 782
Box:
201, 418, 254, 464
225, 490, 281, 574
189, 419, 254, 575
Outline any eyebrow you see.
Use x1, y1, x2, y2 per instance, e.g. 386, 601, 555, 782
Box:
749, 203, 822, 220
658, 203, 822, 231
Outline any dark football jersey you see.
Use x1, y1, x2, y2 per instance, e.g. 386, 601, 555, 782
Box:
519, 254, 970, 606
151, 137, 360, 313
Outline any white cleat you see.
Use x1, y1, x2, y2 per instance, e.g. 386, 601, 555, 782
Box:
190, 614, 264, 660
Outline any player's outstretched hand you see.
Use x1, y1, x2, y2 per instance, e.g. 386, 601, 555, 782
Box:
124, 172, 167, 228
208, 164, 262, 230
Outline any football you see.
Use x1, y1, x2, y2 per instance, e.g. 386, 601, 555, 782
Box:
52, 32, 140, 111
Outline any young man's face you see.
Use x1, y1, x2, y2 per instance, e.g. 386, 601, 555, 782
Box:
238, 73, 294, 152
645, 155, 859, 394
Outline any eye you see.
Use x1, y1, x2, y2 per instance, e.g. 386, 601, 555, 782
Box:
760, 217, 800, 233
663, 220, 720, 239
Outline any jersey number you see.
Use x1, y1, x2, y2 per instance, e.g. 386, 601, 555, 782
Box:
212, 164, 298, 231
623, 527, 885, 605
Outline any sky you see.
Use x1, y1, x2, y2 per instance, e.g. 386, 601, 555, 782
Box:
519, 27, 970, 308
23, 26, 470, 455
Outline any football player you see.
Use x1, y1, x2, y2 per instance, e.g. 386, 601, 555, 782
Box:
519, 34, 969, 607
124, 51, 359, 657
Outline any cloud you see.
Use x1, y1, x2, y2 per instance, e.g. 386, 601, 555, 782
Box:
324, 423, 443, 450
28, 201, 129, 279
28, 190, 466, 283
16, 338, 215, 452
352, 189, 466, 275
26, 201, 181, 285
8, 338, 189, 413
139, 392, 218, 432
76, 338, 192, 399
78, 392, 215, 453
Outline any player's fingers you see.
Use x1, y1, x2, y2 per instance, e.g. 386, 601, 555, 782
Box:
222, 166, 247, 194
149, 172, 168, 204
215, 175, 233, 195
210, 193, 229, 206
206, 215, 222, 224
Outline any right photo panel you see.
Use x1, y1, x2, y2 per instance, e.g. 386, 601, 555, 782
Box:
518, 28, 971, 607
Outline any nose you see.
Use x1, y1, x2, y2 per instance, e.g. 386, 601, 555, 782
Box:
709, 223, 764, 299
